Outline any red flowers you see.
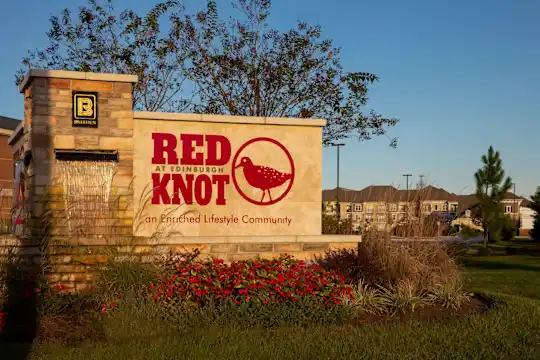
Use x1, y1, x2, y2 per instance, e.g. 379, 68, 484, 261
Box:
100, 300, 120, 313
151, 255, 353, 307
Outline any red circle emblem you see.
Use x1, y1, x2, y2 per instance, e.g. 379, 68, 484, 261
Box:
231, 137, 295, 206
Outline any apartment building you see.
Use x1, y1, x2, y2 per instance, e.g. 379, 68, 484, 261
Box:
0, 115, 21, 220
322, 185, 528, 232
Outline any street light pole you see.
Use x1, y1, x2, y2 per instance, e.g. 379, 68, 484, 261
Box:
513, 182, 517, 227
331, 143, 345, 221
403, 174, 412, 215
419, 174, 425, 189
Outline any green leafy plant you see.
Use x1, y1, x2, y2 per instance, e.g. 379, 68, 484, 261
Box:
19, 0, 399, 146
460, 225, 482, 239
473, 146, 513, 247
376, 280, 431, 315
345, 279, 386, 315
427, 282, 471, 310
151, 255, 353, 308
476, 246, 495, 257
321, 212, 356, 235
316, 236, 466, 310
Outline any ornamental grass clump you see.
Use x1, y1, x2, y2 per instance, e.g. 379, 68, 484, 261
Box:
316, 236, 469, 313
151, 255, 354, 308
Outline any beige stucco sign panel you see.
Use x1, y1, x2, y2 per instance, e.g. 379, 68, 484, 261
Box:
133, 115, 324, 237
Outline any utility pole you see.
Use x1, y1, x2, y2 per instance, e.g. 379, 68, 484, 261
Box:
403, 174, 412, 219
514, 182, 518, 227
403, 174, 412, 200
331, 143, 345, 222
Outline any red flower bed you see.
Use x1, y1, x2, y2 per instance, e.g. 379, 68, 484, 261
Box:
151, 255, 353, 307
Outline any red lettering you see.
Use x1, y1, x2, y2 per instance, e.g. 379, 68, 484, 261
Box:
206, 135, 231, 166
151, 173, 230, 206
171, 174, 194, 205
152, 133, 179, 165
152, 173, 171, 204
180, 134, 204, 165
194, 175, 212, 205
212, 175, 229, 205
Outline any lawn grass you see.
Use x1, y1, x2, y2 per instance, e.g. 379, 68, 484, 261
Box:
9, 239, 540, 360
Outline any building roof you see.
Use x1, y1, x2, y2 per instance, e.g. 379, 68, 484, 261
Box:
0, 115, 22, 131
323, 185, 458, 203
323, 185, 530, 210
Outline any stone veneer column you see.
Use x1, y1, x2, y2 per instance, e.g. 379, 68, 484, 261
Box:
17, 69, 138, 244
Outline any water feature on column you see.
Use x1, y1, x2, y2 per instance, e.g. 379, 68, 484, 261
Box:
55, 151, 119, 238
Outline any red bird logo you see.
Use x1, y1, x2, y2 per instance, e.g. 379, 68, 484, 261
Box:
234, 156, 293, 202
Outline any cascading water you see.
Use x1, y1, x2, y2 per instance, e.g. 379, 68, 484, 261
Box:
56, 160, 117, 238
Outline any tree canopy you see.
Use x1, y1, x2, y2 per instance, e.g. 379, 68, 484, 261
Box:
474, 146, 513, 246
529, 187, 540, 241
17, 0, 399, 146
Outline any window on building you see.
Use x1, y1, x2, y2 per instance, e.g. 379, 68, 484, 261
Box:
391, 214, 398, 221
450, 204, 457, 212
346, 204, 352, 212
366, 214, 373, 221
390, 203, 398, 212
377, 214, 386, 223
377, 204, 386, 213
354, 204, 363, 212
504, 206, 512, 213
366, 205, 374, 213
399, 205, 406, 212
346, 213, 352, 218
434, 204, 438, 211
442, 203, 449, 211
423, 204, 432, 212
465, 209, 471, 217
355, 214, 362, 221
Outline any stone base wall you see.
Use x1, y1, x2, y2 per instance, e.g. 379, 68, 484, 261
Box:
0, 235, 360, 292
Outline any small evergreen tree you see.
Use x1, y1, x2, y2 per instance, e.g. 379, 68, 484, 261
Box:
529, 187, 540, 241
474, 146, 512, 247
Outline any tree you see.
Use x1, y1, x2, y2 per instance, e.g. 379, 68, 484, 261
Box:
18, 0, 399, 146
321, 212, 354, 235
474, 146, 513, 247
529, 187, 540, 241
17, 0, 191, 112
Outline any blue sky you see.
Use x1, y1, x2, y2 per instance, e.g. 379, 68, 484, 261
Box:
0, 0, 538, 197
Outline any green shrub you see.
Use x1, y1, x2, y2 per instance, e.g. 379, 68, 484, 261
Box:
39, 284, 100, 317
164, 298, 352, 329
316, 237, 468, 312
152, 256, 353, 308
344, 279, 387, 315
476, 247, 495, 257
460, 225, 482, 239
443, 225, 460, 236
505, 246, 519, 255
501, 221, 517, 242
315, 248, 362, 283
321, 213, 356, 235
427, 282, 471, 310
444, 243, 469, 258
94, 256, 159, 299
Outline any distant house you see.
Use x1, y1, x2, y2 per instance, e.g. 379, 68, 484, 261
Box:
451, 192, 530, 233
322, 185, 465, 232
322, 185, 531, 234
0, 115, 22, 218
519, 206, 536, 237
